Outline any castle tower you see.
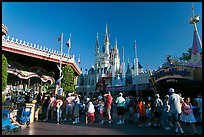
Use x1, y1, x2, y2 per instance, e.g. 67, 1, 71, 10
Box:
103, 23, 110, 55
100, 23, 110, 68
114, 39, 120, 73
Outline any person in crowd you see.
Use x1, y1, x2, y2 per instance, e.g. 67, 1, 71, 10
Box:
72, 93, 80, 124
115, 92, 126, 125
153, 93, 163, 127
64, 93, 74, 121
137, 98, 146, 127
56, 95, 63, 125
134, 97, 140, 123
87, 100, 95, 125
127, 95, 135, 124
42, 94, 50, 121
46, 93, 56, 121
93, 98, 100, 122
8, 107, 23, 127
195, 93, 202, 122
24, 92, 30, 103
124, 96, 130, 122
98, 94, 103, 101
104, 91, 113, 124
145, 98, 152, 127
85, 97, 90, 124
98, 99, 105, 124
180, 96, 198, 135
168, 88, 185, 135
31, 96, 38, 121
162, 95, 171, 130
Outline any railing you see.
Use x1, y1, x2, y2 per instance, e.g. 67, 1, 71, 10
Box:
2, 35, 75, 60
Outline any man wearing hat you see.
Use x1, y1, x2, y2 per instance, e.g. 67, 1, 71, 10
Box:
168, 88, 184, 135
115, 92, 126, 124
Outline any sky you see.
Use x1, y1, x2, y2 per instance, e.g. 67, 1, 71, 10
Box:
2, 2, 202, 74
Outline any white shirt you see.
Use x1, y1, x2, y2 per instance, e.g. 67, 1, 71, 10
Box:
169, 93, 183, 114
115, 96, 125, 107
88, 102, 95, 113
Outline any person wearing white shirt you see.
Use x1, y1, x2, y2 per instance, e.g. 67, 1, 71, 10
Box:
115, 93, 126, 124
168, 88, 184, 135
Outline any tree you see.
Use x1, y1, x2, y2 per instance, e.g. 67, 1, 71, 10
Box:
2, 54, 8, 102
61, 65, 75, 94
179, 47, 192, 61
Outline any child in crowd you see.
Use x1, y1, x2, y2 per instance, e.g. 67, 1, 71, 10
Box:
98, 100, 105, 124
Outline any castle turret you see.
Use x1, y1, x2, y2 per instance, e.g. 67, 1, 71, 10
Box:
114, 39, 120, 73
103, 23, 110, 55
100, 23, 110, 68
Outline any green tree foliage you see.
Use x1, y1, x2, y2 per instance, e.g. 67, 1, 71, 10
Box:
61, 65, 75, 94
179, 48, 192, 61
2, 54, 8, 102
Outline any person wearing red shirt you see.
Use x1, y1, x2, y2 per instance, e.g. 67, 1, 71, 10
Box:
104, 91, 113, 124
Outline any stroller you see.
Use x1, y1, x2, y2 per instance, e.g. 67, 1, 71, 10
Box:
2, 110, 21, 135
19, 107, 32, 127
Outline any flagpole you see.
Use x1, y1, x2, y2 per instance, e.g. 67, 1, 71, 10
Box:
68, 33, 71, 59
59, 33, 63, 87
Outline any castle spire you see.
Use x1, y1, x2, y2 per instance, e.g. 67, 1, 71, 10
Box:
103, 22, 110, 54
96, 32, 99, 49
115, 38, 118, 48
105, 23, 109, 43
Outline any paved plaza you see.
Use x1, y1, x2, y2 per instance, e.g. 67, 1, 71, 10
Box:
8, 120, 202, 135
8, 109, 202, 135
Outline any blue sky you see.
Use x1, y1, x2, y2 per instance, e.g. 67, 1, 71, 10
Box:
2, 2, 202, 73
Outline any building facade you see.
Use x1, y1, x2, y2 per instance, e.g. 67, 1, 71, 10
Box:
2, 24, 82, 94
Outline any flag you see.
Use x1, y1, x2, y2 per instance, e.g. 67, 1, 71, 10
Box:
192, 3, 194, 11
66, 38, 71, 48
78, 57, 80, 64
58, 35, 61, 41
66, 33, 71, 48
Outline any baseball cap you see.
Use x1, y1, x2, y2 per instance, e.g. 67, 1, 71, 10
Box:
169, 88, 175, 93
165, 95, 169, 98
68, 93, 72, 96
119, 92, 123, 96
155, 94, 160, 98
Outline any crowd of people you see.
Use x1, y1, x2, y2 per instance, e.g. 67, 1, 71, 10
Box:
2, 88, 202, 135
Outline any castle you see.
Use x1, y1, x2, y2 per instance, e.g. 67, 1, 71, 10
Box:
76, 23, 151, 97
